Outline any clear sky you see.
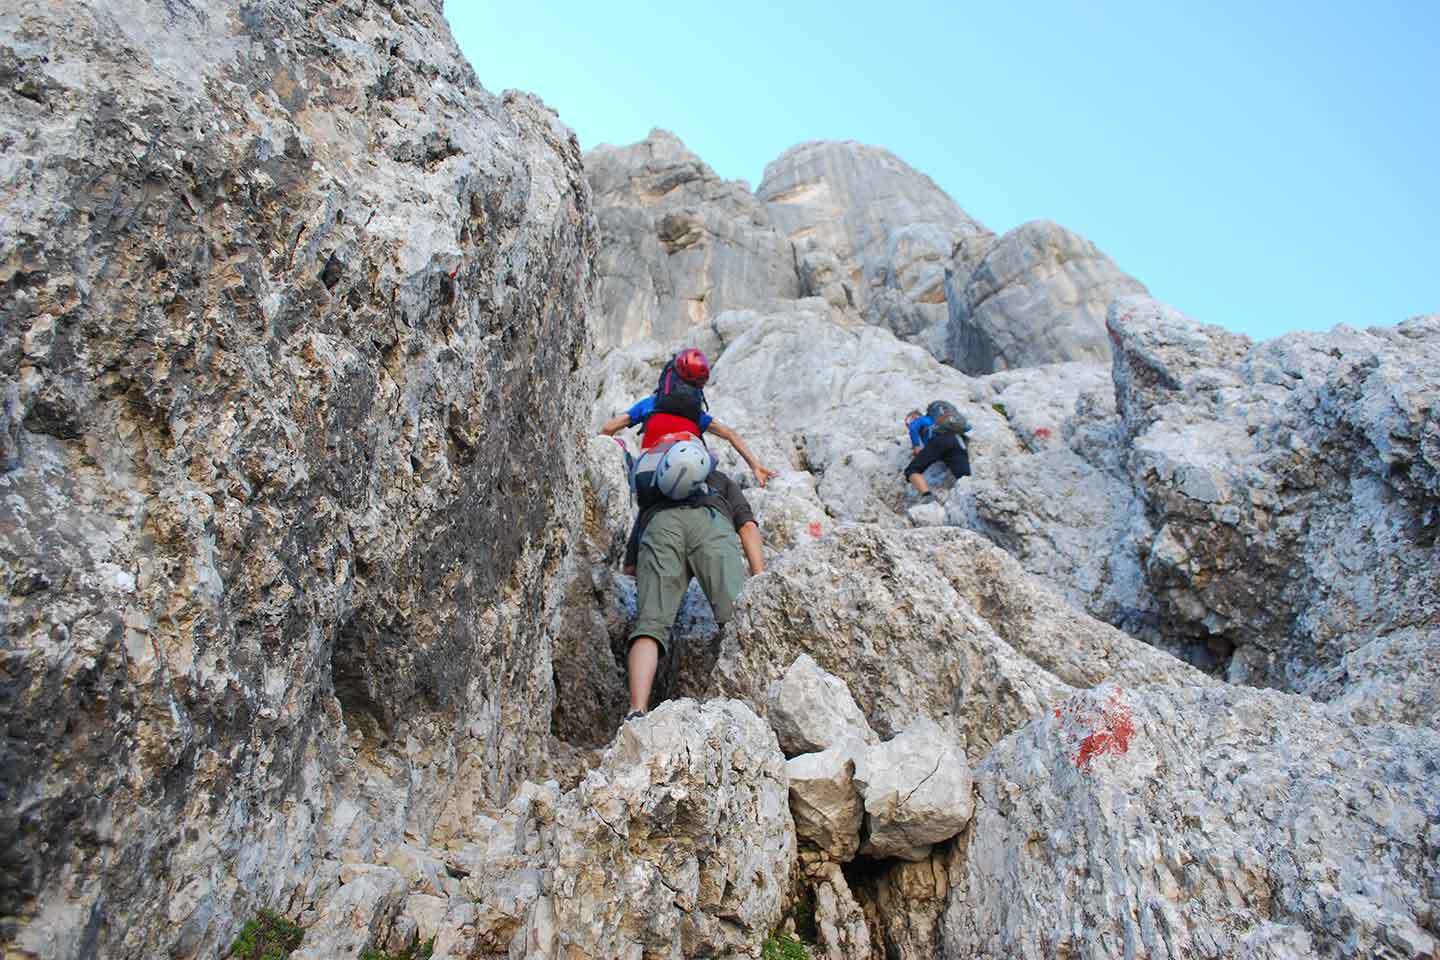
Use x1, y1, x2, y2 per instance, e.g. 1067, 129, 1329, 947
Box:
448, 2, 1438, 342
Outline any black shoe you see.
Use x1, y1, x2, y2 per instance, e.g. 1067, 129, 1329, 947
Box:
624, 710, 645, 723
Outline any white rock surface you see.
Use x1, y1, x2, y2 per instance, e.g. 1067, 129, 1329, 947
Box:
854, 721, 974, 861
946, 220, 1146, 373
1, 0, 596, 956
586, 129, 800, 348
455, 699, 794, 959
291, 866, 408, 960
757, 140, 993, 353
786, 746, 865, 861
943, 683, 1440, 959
1109, 297, 1440, 699
715, 526, 1207, 758
766, 653, 880, 756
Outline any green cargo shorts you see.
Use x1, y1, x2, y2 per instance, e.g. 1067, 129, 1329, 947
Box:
629, 506, 745, 657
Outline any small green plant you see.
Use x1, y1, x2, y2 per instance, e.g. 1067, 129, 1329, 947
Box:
360, 937, 434, 960
228, 910, 303, 960
992, 401, 1009, 418
761, 930, 811, 960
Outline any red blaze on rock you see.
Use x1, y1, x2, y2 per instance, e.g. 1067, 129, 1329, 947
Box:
808, 521, 823, 538
1075, 690, 1135, 770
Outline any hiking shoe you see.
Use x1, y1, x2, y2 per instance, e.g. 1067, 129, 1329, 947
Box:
624, 710, 646, 723
916, 492, 936, 505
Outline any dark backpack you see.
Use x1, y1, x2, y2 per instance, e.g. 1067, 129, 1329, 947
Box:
651, 356, 708, 425
926, 400, 967, 436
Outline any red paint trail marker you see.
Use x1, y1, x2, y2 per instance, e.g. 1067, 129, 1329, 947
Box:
1074, 688, 1135, 770
808, 521, 823, 538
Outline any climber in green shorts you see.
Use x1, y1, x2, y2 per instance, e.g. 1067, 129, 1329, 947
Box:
622, 468, 765, 721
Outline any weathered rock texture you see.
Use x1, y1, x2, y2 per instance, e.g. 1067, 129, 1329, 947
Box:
0, 0, 593, 955
1107, 297, 1440, 696
714, 527, 1207, 759
585, 132, 1138, 368
853, 720, 973, 862
944, 683, 1440, 959
455, 699, 794, 958
945, 219, 1146, 374
766, 652, 879, 756
585, 129, 800, 347
6, 2, 1438, 957
787, 747, 865, 862
757, 140, 994, 354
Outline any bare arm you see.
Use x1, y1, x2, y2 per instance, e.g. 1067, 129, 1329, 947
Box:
599, 412, 632, 436
737, 521, 765, 575
707, 420, 777, 486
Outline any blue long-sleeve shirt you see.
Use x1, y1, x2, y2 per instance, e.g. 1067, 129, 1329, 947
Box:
907, 416, 935, 448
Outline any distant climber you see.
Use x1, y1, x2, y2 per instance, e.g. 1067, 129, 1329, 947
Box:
619, 435, 765, 722
598, 347, 777, 487
904, 400, 971, 502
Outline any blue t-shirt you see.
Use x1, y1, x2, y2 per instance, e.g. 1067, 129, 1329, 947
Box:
627, 395, 713, 432
907, 415, 935, 448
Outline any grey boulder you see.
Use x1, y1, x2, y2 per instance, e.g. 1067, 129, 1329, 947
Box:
946, 219, 1147, 374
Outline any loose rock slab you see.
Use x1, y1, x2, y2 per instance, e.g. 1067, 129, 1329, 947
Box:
787, 746, 865, 861
854, 720, 974, 861
767, 653, 880, 756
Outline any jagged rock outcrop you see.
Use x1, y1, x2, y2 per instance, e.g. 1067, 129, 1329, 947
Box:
1106, 298, 1440, 697
943, 683, 1440, 958
586, 132, 1146, 370
585, 130, 800, 348
766, 653, 879, 755
853, 719, 974, 862
713, 526, 1207, 759
945, 219, 1146, 374
0, 0, 594, 955
452, 699, 794, 958
757, 140, 994, 356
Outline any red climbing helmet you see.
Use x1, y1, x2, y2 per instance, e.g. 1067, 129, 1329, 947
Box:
674, 348, 710, 386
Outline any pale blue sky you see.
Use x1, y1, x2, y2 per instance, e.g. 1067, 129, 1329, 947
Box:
449, 2, 1438, 341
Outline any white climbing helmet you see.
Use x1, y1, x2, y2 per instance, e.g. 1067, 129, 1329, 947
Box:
655, 439, 714, 500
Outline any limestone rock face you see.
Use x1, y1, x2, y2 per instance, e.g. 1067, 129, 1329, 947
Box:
946, 220, 1147, 374
943, 683, 1440, 959
757, 140, 994, 352
459, 699, 794, 959
805, 862, 873, 960
0, 1, 594, 956
585, 129, 800, 348
786, 746, 865, 862
547, 435, 636, 746
714, 526, 1207, 759
853, 720, 974, 861
548, 699, 794, 956
290, 866, 409, 960
766, 653, 880, 756
1108, 297, 1440, 697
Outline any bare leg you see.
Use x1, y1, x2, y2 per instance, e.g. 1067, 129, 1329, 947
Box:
627, 637, 660, 713
907, 472, 930, 495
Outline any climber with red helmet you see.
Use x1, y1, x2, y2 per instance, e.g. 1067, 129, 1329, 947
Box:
599, 347, 777, 487
618, 436, 766, 724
